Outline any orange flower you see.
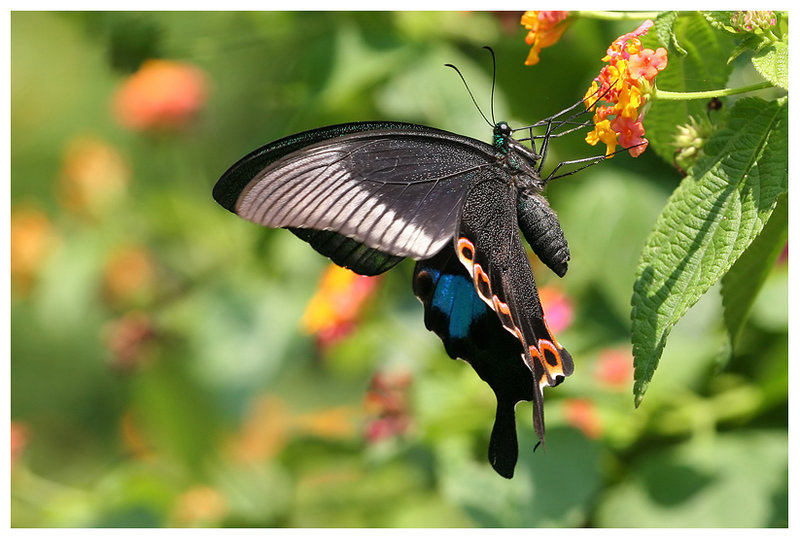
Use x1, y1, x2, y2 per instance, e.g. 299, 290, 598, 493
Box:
113, 59, 208, 131
584, 20, 668, 158
521, 11, 570, 65
300, 264, 380, 349
10, 206, 58, 296
628, 48, 669, 80
59, 136, 130, 220
102, 244, 157, 309
170, 485, 228, 527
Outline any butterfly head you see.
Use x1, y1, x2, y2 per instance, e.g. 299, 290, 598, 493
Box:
493, 122, 512, 154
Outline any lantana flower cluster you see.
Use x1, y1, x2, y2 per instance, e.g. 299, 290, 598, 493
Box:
520, 11, 570, 66
730, 10, 777, 32
583, 20, 668, 157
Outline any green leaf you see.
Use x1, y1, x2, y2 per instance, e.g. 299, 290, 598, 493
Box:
701, 11, 737, 33
721, 193, 787, 350
726, 34, 763, 64
752, 41, 789, 89
631, 97, 788, 406
652, 12, 686, 56
642, 12, 738, 164
594, 431, 788, 527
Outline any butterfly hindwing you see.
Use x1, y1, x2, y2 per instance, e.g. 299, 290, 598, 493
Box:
412, 248, 532, 478
455, 175, 574, 442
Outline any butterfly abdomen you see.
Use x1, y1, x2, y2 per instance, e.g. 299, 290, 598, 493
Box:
517, 191, 570, 277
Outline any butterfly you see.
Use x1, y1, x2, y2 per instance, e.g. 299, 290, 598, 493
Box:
212, 68, 606, 478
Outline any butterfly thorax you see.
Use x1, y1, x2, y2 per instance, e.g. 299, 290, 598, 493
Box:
492, 122, 546, 193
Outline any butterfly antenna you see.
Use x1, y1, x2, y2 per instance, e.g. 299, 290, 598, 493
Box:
483, 46, 497, 125
445, 63, 493, 128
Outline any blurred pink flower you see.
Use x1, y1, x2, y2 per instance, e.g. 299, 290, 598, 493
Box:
113, 59, 208, 131
537, 285, 574, 334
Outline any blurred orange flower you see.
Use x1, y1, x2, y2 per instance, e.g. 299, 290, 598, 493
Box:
59, 136, 130, 220
120, 410, 155, 459
564, 398, 602, 439
102, 244, 158, 309
228, 395, 291, 464
11, 421, 31, 468
294, 406, 359, 440
10, 206, 59, 296
300, 264, 381, 349
113, 59, 208, 131
171, 485, 228, 527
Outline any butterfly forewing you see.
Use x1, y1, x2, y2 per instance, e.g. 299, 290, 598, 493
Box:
216, 123, 499, 261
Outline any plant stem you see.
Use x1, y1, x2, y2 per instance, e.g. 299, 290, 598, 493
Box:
653, 81, 774, 101
575, 11, 660, 21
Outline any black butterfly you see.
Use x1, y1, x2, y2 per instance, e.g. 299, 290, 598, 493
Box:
213, 80, 605, 478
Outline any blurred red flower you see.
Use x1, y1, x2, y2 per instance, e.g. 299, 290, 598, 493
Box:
364, 370, 413, 442
300, 264, 381, 349
564, 398, 602, 439
595, 348, 633, 389
103, 311, 156, 372
113, 59, 208, 131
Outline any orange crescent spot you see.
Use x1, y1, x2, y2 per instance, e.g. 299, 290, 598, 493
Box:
472, 264, 493, 301
456, 237, 476, 273
538, 339, 564, 375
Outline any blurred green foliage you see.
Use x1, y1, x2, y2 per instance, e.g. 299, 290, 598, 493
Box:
11, 11, 787, 527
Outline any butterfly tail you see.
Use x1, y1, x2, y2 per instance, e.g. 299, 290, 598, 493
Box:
489, 398, 519, 479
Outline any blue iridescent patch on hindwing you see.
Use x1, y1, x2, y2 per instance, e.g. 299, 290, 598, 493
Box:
427, 267, 489, 341
413, 247, 534, 478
